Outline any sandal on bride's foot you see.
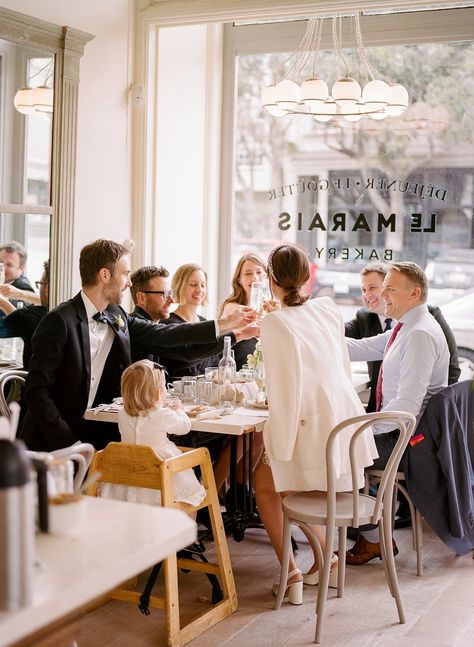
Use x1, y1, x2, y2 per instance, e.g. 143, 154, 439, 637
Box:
272, 568, 303, 605
303, 554, 338, 588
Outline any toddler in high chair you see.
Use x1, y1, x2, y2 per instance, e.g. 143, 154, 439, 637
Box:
101, 359, 206, 507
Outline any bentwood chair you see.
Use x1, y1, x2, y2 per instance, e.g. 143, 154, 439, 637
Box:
86, 442, 237, 647
365, 468, 424, 576
274, 411, 416, 644
27, 442, 95, 493
0, 369, 27, 420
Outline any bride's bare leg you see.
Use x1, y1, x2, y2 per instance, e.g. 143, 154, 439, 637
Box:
254, 460, 302, 583
298, 524, 328, 574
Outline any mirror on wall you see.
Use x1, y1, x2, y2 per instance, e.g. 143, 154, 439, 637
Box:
0, 37, 53, 288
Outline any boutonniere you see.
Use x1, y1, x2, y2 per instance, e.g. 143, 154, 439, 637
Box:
114, 315, 125, 331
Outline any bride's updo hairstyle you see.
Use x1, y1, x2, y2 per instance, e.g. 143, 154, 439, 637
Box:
267, 244, 310, 307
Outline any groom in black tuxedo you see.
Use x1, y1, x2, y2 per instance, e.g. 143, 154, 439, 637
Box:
19, 239, 257, 451
345, 261, 460, 412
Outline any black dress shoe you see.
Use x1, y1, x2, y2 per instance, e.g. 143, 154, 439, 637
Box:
394, 515, 412, 529
347, 527, 360, 541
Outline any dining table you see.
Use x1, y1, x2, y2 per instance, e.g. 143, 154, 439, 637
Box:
0, 497, 196, 647
84, 372, 370, 542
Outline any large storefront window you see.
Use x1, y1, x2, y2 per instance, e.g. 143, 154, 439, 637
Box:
231, 20, 474, 377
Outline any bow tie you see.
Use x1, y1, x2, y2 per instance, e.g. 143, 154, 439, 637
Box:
93, 311, 108, 324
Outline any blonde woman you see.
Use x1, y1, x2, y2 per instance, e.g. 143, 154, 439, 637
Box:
161, 263, 220, 380
220, 253, 267, 369
118, 359, 206, 506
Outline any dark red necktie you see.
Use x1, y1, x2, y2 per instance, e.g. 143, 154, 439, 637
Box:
375, 322, 404, 412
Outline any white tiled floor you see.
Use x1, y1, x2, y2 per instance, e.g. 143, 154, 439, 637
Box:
78, 522, 474, 646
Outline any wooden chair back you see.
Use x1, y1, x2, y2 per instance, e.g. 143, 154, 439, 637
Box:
86, 442, 237, 647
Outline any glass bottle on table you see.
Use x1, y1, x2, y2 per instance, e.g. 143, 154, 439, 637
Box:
218, 335, 236, 411
253, 343, 266, 403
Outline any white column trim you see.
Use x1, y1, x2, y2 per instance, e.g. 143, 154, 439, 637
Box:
137, 0, 466, 25
0, 8, 94, 307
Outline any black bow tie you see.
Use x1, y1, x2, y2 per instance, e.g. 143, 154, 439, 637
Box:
93, 311, 108, 324
383, 318, 392, 332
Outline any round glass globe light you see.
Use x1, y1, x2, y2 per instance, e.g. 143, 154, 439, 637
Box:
300, 77, 328, 108
33, 86, 54, 112
362, 80, 390, 111
13, 87, 35, 115
266, 105, 287, 117
261, 84, 286, 115
342, 104, 362, 122
274, 79, 301, 110
368, 108, 388, 121
331, 77, 361, 106
313, 99, 337, 123
385, 84, 409, 117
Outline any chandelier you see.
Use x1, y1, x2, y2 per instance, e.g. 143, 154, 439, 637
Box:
261, 12, 409, 123
13, 57, 54, 116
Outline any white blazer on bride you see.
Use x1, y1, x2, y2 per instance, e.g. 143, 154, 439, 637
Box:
260, 297, 377, 492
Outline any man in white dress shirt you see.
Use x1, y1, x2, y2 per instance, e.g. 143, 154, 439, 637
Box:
345, 262, 459, 413
345, 261, 450, 564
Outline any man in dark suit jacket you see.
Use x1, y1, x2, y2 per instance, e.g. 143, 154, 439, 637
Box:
0, 260, 49, 369
19, 240, 257, 452
0, 241, 35, 313
345, 261, 460, 412
129, 264, 174, 324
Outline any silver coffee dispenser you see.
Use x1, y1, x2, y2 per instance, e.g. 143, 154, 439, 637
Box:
0, 437, 35, 610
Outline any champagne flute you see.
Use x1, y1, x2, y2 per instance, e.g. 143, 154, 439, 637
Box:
250, 281, 262, 312
260, 278, 271, 317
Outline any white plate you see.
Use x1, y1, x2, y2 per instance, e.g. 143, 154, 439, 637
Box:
186, 405, 215, 418
245, 399, 268, 410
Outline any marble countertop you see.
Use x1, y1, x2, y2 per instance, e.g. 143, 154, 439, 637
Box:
0, 496, 196, 647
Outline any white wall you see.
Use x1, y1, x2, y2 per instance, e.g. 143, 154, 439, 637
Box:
155, 25, 206, 272
0, 0, 133, 293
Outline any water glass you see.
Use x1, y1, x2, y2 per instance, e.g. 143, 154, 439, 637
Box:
239, 367, 254, 382
164, 394, 181, 409
204, 366, 219, 381
181, 376, 197, 403
204, 367, 219, 404
196, 377, 213, 404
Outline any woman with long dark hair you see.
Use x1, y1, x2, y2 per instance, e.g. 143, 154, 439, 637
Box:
220, 253, 267, 370
254, 244, 377, 604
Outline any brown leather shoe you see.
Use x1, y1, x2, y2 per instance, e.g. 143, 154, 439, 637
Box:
345, 535, 398, 565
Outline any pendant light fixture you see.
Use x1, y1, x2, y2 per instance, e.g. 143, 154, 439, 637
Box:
261, 12, 409, 124
14, 57, 54, 116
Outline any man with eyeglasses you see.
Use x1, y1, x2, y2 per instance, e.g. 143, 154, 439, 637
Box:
129, 265, 174, 322
0, 241, 35, 312
0, 260, 49, 369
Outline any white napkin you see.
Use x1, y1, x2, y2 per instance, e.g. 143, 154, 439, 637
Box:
196, 410, 222, 420
237, 381, 259, 402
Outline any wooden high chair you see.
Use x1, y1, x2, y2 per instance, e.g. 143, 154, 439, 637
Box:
86, 442, 237, 647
